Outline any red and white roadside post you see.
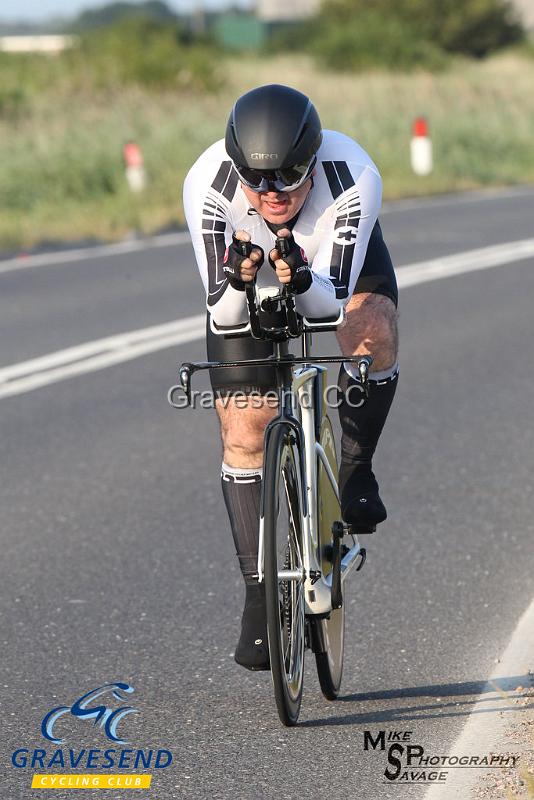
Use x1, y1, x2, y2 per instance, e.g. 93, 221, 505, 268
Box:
123, 141, 146, 193
410, 117, 433, 176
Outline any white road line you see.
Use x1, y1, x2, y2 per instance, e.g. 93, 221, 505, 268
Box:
396, 237, 534, 289
0, 317, 205, 399
424, 595, 534, 800
0, 316, 205, 382
0, 231, 191, 275
381, 184, 534, 214
1, 238, 533, 399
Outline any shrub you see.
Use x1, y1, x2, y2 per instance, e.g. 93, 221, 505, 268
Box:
71, 0, 178, 31
402, 0, 524, 57
309, 12, 448, 71
0, 85, 29, 122
318, 0, 524, 61
67, 17, 221, 91
0, 143, 122, 211
0, 52, 61, 118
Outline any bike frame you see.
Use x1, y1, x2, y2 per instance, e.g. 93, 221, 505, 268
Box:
176, 282, 370, 618
256, 346, 365, 617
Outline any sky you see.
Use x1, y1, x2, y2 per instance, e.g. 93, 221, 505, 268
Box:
0, 0, 252, 22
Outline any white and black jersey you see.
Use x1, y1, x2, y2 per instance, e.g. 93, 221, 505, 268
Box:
183, 130, 382, 326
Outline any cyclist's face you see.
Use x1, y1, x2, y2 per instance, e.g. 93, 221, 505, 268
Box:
240, 177, 313, 224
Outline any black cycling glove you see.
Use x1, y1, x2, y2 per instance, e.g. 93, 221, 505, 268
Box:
223, 234, 264, 291
269, 232, 312, 295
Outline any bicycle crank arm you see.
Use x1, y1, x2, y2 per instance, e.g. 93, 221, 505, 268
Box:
330, 532, 343, 610
326, 522, 366, 608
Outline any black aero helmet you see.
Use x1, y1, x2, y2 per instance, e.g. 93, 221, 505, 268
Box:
225, 84, 322, 190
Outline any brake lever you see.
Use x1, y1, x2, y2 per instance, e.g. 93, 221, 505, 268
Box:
179, 362, 193, 406
357, 356, 373, 398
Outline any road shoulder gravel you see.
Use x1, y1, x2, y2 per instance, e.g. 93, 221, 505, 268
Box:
425, 596, 534, 800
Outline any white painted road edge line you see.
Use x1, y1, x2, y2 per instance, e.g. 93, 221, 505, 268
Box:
0, 325, 206, 399
1, 185, 533, 275
1, 237, 534, 400
0, 318, 205, 399
424, 595, 534, 800
381, 184, 534, 214
0, 231, 191, 275
397, 237, 534, 288
0, 315, 205, 382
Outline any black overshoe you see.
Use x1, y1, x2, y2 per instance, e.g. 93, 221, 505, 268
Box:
339, 463, 387, 531
234, 583, 270, 671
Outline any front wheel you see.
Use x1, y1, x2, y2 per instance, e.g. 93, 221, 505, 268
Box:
263, 424, 305, 727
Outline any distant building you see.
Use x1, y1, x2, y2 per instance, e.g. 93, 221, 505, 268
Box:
257, 0, 319, 22
213, 4, 314, 51
512, 0, 534, 29
214, 14, 267, 50
0, 35, 78, 54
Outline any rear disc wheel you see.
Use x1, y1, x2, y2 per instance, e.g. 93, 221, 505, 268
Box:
314, 413, 345, 699
314, 606, 345, 699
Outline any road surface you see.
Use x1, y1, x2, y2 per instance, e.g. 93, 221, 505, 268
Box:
1, 186, 533, 799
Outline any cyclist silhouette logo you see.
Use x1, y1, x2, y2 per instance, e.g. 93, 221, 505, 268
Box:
41, 683, 139, 745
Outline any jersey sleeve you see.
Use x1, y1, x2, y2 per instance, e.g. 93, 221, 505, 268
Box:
183, 158, 249, 327
295, 164, 382, 318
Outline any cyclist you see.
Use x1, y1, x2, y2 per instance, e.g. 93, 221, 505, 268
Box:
183, 84, 399, 671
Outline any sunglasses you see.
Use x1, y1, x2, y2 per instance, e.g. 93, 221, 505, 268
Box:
233, 156, 316, 193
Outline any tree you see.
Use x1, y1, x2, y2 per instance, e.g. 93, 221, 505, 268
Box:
319, 0, 524, 59
71, 1, 178, 32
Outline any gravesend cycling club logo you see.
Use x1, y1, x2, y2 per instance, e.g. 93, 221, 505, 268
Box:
41, 682, 138, 745
11, 681, 173, 791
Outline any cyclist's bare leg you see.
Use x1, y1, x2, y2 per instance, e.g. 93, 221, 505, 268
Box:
335, 292, 399, 529
216, 396, 277, 468
336, 292, 398, 372
216, 395, 277, 669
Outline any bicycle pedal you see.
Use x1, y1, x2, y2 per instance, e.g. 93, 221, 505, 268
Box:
334, 520, 375, 537
347, 524, 376, 535
331, 521, 345, 539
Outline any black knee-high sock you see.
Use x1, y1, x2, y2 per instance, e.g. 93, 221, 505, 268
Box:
221, 464, 262, 585
337, 364, 399, 492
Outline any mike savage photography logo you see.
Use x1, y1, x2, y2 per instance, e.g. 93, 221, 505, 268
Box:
12, 682, 173, 790
363, 729, 520, 785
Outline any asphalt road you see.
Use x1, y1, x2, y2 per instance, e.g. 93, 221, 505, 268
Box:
1, 186, 534, 799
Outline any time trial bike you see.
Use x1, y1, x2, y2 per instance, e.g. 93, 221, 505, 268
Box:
176, 238, 372, 726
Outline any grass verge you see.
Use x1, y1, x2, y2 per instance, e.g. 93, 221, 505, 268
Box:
2, 51, 534, 250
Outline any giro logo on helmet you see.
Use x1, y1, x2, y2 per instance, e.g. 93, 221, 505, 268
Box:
225, 85, 323, 183
250, 153, 279, 160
